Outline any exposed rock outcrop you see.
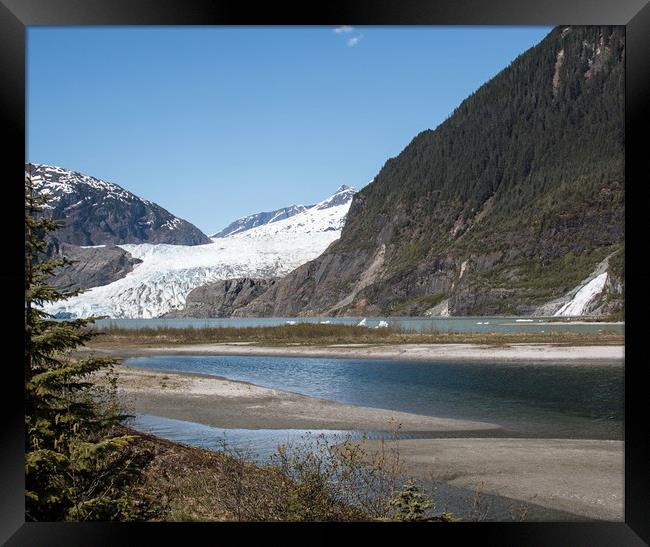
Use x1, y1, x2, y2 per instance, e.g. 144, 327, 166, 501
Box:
47, 244, 142, 292
163, 278, 277, 318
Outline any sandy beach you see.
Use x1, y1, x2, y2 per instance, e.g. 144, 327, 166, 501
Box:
361, 437, 623, 521
115, 366, 500, 432
91, 342, 624, 363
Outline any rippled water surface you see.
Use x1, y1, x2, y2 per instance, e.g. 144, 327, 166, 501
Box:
124, 355, 623, 440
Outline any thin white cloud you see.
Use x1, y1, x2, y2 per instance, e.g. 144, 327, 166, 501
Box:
333, 25, 354, 34
347, 34, 364, 47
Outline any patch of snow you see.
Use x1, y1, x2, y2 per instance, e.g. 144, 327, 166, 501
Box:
161, 217, 182, 231
29, 163, 133, 204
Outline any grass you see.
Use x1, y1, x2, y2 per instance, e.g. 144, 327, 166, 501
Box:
87, 323, 624, 348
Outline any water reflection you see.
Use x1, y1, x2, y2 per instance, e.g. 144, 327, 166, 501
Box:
124, 355, 623, 440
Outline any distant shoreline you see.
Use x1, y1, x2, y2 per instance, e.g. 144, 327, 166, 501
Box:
88, 341, 624, 364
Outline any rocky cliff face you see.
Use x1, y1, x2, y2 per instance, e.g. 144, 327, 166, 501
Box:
28, 163, 211, 247
47, 244, 142, 292
235, 26, 624, 317
163, 278, 277, 318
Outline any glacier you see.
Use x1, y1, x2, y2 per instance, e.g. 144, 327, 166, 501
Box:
43, 186, 355, 319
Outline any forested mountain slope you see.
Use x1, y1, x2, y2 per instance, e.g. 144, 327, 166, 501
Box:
238, 26, 624, 317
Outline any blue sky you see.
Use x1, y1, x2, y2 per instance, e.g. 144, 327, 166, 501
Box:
27, 26, 552, 234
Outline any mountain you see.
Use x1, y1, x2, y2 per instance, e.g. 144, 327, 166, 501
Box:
212, 205, 313, 238
210, 185, 355, 238
28, 163, 211, 247
228, 185, 356, 239
42, 185, 356, 318
234, 26, 625, 318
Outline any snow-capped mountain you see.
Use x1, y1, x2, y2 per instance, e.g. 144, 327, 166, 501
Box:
313, 185, 355, 209
212, 204, 313, 238
43, 185, 356, 318
210, 185, 355, 238
228, 185, 356, 239
27, 163, 211, 246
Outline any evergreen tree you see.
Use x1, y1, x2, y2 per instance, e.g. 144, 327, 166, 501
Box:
25, 167, 157, 521
388, 480, 458, 522
388, 480, 433, 522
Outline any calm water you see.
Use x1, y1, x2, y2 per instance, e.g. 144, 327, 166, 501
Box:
95, 315, 624, 334
124, 355, 623, 440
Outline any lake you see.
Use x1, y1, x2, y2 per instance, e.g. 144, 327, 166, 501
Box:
94, 315, 624, 334
124, 355, 623, 440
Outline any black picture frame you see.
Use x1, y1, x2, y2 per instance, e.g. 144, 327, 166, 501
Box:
2, 1, 648, 544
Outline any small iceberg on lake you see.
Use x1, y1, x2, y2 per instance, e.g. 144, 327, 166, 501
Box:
515, 319, 534, 322
357, 318, 367, 327
319, 320, 332, 324
285, 320, 297, 325
374, 320, 389, 329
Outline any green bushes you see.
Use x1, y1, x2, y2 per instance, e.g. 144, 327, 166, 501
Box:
136, 428, 460, 522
